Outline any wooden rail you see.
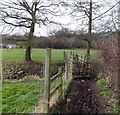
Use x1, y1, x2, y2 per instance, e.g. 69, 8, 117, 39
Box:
50, 84, 61, 97
50, 72, 61, 83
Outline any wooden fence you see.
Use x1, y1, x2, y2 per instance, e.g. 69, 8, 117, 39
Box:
43, 49, 90, 113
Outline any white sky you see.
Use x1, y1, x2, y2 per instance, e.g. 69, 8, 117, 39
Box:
0, 0, 119, 36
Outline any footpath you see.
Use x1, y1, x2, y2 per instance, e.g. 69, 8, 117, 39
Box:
57, 78, 106, 113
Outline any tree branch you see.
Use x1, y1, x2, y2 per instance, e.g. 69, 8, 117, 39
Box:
93, 1, 119, 21
2, 19, 30, 28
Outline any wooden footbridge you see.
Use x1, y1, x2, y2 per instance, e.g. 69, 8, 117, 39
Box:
43, 48, 92, 113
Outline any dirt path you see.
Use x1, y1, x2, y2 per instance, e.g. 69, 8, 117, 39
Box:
59, 78, 106, 113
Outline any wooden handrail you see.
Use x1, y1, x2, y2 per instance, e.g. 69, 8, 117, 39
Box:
50, 72, 61, 83
50, 83, 61, 97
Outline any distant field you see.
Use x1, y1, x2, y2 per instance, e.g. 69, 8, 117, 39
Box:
1, 48, 99, 64
2, 48, 98, 58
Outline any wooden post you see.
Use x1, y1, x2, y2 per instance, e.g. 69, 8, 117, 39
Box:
70, 51, 72, 55
64, 52, 68, 80
73, 52, 74, 58
42, 62, 45, 78
58, 67, 63, 97
83, 55, 86, 68
67, 99, 71, 107
75, 53, 78, 62
87, 55, 91, 76
70, 53, 73, 79
44, 48, 51, 113
69, 53, 72, 77
81, 54, 83, 59
63, 51, 66, 62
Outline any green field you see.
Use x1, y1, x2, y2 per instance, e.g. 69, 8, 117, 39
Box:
1, 48, 98, 64
2, 48, 98, 58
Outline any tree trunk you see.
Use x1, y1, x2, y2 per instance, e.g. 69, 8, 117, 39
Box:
25, 45, 31, 61
24, 12, 35, 62
85, 0, 92, 72
86, 40, 91, 56
87, 0, 92, 57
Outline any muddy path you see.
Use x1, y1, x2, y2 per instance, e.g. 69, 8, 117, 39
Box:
57, 78, 106, 113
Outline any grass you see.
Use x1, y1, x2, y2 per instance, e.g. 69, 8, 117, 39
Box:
2, 78, 72, 113
2, 78, 62, 113
2, 81, 44, 113
2, 76, 71, 113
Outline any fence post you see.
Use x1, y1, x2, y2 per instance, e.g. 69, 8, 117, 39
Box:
69, 52, 73, 79
63, 51, 66, 61
64, 52, 68, 80
58, 67, 63, 97
44, 48, 51, 113
83, 55, 86, 68
86, 55, 91, 76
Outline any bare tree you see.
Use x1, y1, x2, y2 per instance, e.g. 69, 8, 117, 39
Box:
0, 0, 63, 61
62, 0, 93, 63
65, 0, 119, 55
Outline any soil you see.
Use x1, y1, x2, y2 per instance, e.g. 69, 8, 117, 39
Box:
51, 61, 106, 113
58, 78, 106, 113
3, 61, 64, 80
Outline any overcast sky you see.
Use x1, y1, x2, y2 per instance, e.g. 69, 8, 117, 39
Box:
0, 0, 119, 36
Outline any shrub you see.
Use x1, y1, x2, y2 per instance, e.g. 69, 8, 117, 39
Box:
99, 33, 118, 72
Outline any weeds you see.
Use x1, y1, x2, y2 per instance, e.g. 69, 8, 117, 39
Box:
97, 79, 107, 91
100, 91, 112, 97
